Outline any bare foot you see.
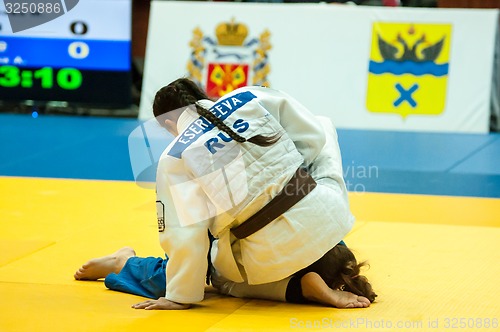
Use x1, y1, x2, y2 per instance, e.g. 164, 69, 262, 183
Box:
301, 272, 371, 308
74, 247, 136, 281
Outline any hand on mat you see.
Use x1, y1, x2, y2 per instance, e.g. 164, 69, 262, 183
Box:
132, 297, 191, 310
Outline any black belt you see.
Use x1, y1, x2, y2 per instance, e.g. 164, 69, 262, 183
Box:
231, 168, 317, 239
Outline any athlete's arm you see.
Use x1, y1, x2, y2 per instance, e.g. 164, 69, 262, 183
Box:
154, 156, 212, 306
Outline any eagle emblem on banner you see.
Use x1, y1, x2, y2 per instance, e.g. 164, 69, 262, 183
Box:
187, 18, 272, 99
366, 23, 452, 118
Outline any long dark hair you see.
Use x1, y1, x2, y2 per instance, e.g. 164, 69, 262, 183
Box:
295, 244, 377, 303
153, 78, 280, 146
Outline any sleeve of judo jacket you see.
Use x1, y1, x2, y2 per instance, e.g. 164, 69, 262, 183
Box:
156, 156, 212, 304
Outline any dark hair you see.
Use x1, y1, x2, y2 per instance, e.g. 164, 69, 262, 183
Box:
153, 78, 280, 146
295, 244, 377, 303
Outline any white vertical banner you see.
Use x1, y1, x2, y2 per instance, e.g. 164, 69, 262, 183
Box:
139, 1, 499, 133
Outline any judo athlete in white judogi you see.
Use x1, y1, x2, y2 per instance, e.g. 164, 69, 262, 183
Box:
74, 78, 376, 309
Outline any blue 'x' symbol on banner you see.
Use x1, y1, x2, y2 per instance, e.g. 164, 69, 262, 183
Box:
394, 83, 419, 108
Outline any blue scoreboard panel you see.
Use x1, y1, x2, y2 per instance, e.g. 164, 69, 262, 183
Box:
0, 0, 132, 107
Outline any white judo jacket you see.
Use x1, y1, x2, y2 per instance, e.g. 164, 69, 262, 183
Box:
156, 86, 354, 304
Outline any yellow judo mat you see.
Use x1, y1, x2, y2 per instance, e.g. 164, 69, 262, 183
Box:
1, 176, 499, 331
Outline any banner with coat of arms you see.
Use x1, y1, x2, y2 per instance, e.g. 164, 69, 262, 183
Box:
140, 2, 498, 133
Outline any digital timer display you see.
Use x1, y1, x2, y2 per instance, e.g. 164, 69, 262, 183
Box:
0, 66, 83, 90
0, 0, 132, 107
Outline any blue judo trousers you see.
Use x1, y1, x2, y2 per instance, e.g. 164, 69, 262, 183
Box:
104, 239, 345, 299
105, 256, 168, 299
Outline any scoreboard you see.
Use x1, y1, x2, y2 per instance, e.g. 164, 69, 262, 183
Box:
0, 0, 132, 107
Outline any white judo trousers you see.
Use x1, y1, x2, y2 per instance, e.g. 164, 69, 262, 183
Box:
156, 86, 354, 304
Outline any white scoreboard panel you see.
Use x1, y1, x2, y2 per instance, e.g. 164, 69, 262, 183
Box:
0, 0, 132, 107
